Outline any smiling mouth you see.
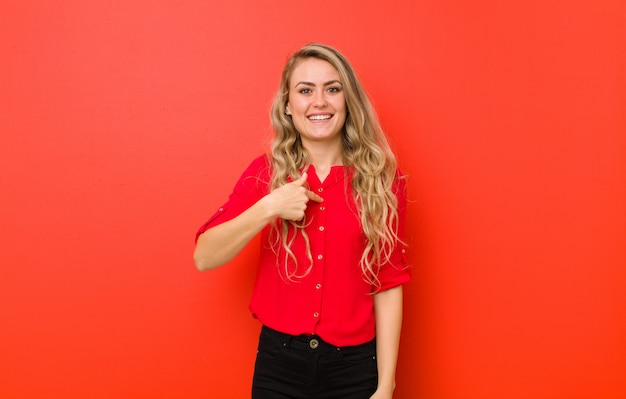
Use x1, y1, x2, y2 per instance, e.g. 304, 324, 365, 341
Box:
308, 114, 333, 121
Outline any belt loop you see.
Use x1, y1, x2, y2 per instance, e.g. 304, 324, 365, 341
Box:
284, 334, 292, 351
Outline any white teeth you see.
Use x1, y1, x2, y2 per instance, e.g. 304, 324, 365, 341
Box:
308, 114, 332, 121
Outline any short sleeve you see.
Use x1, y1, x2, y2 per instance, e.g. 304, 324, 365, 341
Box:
195, 155, 271, 242
375, 173, 411, 292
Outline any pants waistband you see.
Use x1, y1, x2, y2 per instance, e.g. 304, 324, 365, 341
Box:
261, 325, 375, 352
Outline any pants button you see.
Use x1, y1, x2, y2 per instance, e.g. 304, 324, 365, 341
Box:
309, 338, 319, 349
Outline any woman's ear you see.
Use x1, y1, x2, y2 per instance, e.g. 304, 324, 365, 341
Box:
285, 103, 292, 116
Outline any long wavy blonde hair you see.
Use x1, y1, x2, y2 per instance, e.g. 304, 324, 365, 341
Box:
268, 43, 402, 289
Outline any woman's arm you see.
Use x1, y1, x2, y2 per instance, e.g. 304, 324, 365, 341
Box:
193, 172, 322, 271
371, 285, 404, 399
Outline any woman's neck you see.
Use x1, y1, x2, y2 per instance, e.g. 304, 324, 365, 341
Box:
304, 142, 343, 182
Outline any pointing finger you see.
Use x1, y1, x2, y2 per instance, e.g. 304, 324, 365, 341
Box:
306, 190, 323, 203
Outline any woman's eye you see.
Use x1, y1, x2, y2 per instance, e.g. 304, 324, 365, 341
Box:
299, 88, 311, 94
328, 86, 341, 93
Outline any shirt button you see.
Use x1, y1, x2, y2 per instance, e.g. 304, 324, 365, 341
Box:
320, 206, 325, 211
219, 207, 224, 211
313, 312, 319, 318
315, 283, 321, 289
317, 254, 323, 260
317, 188, 323, 193
319, 226, 325, 232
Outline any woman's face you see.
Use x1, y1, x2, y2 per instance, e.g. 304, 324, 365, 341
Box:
286, 58, 347, 147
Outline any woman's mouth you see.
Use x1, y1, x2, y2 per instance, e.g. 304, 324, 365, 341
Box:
308, 114, 333, 121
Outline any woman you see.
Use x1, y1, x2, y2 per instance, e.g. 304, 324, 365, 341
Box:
194, 43, 410, 399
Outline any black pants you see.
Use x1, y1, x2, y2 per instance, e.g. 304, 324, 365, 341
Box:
252, 326, 378, 399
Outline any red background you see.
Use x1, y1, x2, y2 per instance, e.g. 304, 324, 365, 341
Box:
1, 1, 625, 398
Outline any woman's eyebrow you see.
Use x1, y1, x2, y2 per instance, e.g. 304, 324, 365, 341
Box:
324, 80, 343, 86
294, 80, 343, 87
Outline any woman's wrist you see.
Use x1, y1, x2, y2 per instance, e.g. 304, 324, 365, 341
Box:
377, 379, 396, 392
258, 194, 279, 221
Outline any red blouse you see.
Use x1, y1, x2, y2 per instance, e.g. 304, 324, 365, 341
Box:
196, 155, 410, 346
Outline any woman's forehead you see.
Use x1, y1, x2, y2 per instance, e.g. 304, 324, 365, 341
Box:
290, 58, 341, 83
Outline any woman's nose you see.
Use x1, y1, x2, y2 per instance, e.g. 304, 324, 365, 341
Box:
313, 92, 328, 107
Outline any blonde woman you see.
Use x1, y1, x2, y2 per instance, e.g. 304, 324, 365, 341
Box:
194, 43, 410, 399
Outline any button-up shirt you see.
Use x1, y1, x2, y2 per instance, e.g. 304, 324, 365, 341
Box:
196, 155, 410, 346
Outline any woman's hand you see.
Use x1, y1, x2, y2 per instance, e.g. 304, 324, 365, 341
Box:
194, 172, 323, 271
263, 172, 323, 221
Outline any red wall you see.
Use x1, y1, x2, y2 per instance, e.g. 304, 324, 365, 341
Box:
1, 1, 625, 398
